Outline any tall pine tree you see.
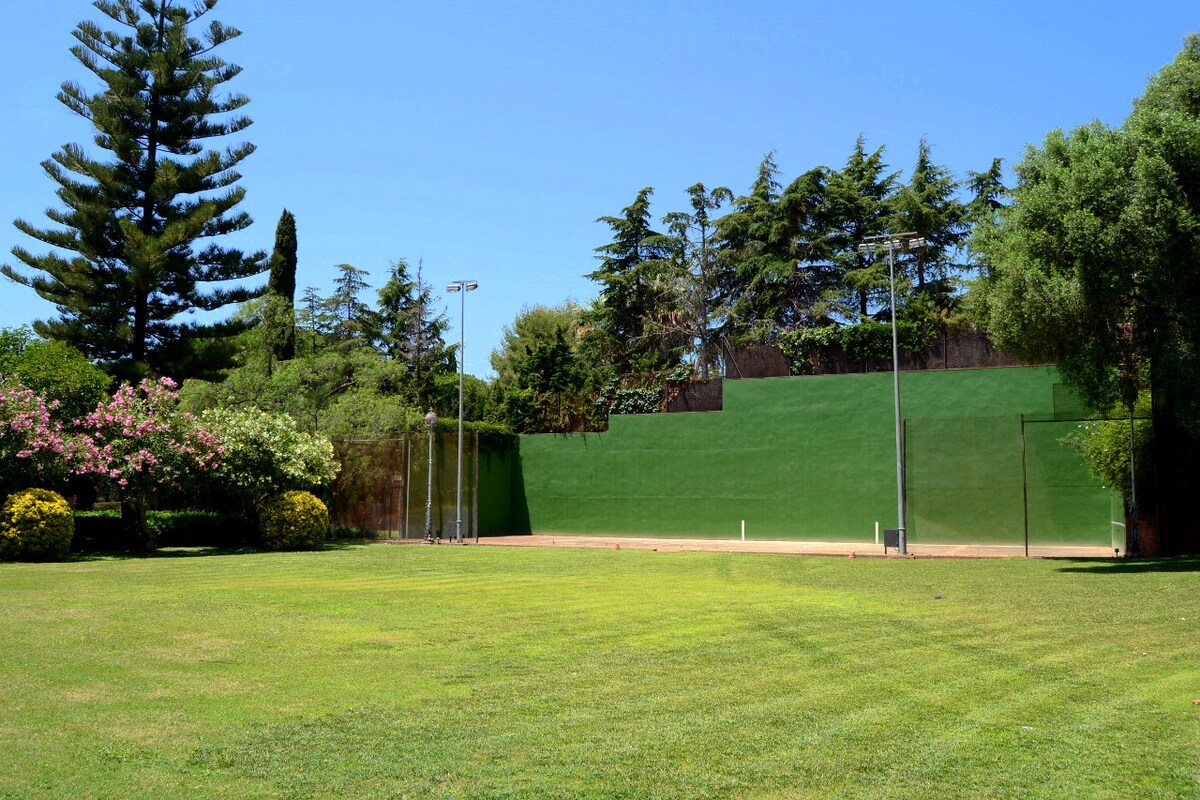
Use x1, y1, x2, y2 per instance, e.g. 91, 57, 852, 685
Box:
324, 263, 375, 345
376, 259, 454, 408
822, 136, 899, 320
890, 139, 968, 318
663, 183, 733, 378
712, 153, 803, 344
585, 188, 685, 373
3, 0, 266, 379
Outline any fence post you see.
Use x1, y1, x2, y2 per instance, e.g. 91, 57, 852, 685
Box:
1020, 414, 1029, 557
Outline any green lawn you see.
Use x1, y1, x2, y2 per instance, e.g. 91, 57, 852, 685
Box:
0, 545, 1197, 799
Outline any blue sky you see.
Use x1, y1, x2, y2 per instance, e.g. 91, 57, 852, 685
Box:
1, 1, 1197, 377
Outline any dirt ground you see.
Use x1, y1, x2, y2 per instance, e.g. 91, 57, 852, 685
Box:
446, 534, 1116, 559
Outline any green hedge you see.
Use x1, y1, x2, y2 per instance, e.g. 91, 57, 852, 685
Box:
778, 322, 935, 374
73, 510, 254, 551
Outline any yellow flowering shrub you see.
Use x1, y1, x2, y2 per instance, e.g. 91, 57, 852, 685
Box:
258, 491, 328, 551
1, 488, 73, 561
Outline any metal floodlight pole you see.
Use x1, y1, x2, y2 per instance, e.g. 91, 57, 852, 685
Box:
857, 232, 925, 556
424, 409, 437, 543
446, 279, 478, 544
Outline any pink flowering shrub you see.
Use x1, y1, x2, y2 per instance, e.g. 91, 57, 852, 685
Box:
71, 378, 222, 549
72, 377, 222, 492
0, 376, 69, 490
2, 376, 223, 550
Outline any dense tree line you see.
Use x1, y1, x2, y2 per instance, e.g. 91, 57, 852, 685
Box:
488, 139, 1003, 432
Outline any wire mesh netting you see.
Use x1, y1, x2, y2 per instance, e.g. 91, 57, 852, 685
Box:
330, 434, 480, 540
906, 415, 1122, 548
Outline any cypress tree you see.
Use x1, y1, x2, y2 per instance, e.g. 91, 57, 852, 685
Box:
3, 0, 266, 379
266, 209, 298, 361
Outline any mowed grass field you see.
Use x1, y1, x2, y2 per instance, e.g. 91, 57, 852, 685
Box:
0, 544, 1197, 799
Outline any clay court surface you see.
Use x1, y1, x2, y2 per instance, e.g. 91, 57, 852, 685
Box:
469, 533, 1113, 558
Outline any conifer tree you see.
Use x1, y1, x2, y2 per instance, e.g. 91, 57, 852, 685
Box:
266, 209, 298, 361
890, 139, 969, 318
3, 0, 266, 379
663, 183, 733, 378
712, 153, 801, 344
822, 136, 899, 320
376, 259, 454, 408
324, 264, 375, 345
585, 188, 684, 373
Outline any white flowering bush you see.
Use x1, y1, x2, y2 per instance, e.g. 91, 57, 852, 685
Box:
200, 407, 338, 507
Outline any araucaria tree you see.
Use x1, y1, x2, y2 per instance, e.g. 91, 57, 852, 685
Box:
3, 0, 266, 379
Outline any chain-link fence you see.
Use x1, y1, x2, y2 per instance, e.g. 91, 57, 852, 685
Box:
905, 412, 1149, 552
330, 434, 481, 540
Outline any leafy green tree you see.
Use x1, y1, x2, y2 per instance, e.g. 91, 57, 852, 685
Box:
3, 0, 266, 379
0, 330, 110, 423
973, 34, 1200, 551
265, 210, 298, 363
198, 406, 338, 514
516, 329, 589, 394
490, 302, 586, 389
585, 188, 687, 373
183, 347, 404, 433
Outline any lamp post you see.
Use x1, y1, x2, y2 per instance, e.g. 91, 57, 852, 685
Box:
446, 279, 478, 544
856, 232, 925, 556
423, 409, 437, 543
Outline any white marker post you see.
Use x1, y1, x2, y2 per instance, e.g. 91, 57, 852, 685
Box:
741, 520, 745, 542
875, 521, 879, 545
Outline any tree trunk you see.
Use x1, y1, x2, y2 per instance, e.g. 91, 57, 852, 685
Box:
1150, 387, 1200, 555
121, 493, 154, 552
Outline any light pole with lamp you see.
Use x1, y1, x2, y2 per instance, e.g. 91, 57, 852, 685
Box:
446, 279, 478, 544
856, 232, 925, 556
423, 409, 437, 543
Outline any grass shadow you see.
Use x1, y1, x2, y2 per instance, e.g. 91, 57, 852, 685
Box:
67, 540, 369, 562
1055, 556, 1200, 574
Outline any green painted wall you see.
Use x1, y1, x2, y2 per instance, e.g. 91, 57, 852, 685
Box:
507, 367, 1114, 546
477, 448, 517, 535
